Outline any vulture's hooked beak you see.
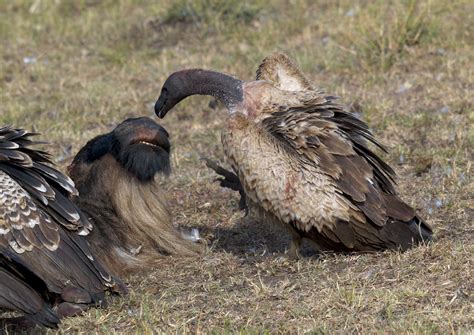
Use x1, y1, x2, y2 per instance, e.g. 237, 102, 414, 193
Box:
154, 94, 168, 119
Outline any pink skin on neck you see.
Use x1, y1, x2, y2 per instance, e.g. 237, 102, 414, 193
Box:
232, 81, 273, 119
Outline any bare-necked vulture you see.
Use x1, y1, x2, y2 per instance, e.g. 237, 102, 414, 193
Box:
0, 126, 122, 329
153, 53, 433, 259
68, 117, 204, 276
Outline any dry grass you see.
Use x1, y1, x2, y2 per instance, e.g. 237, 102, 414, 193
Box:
1, 0, 472, 333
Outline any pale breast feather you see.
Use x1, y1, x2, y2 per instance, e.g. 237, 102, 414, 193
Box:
223, 114, 354, 233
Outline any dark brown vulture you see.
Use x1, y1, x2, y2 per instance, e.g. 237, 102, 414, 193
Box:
68, 117, 204, 276
154, 53, 433, 259
0, 126, 122, 329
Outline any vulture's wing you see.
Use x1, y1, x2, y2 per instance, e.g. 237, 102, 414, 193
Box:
0, 170, 113, 295
0, 126, 91, 234
255, 53, 313, 92
0, 126, 117, 296
262, 103, 433, 242
262, 101, 398, 226
0, 255, 59, 328
262, 98, 397, 195
0, 170, 60, 252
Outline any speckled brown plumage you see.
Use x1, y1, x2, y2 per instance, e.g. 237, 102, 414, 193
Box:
0, 126, 121, 328
154, 53, 433, 258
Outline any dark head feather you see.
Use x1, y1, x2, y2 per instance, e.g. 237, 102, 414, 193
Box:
71, 117, 171, 182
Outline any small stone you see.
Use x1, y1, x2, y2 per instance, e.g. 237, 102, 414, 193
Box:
398, 154, 406, 165
396, 82, 412, 94
345, 8, 356, 17
23, 56, 37, 64
439, 106, 450, 114
199, 202, 211, 209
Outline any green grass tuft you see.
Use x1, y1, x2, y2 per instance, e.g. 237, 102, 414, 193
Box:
340, 0, 440, 71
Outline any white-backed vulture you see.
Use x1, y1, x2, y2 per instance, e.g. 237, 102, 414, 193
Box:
68, 117, 205, 276
0, 126, 122, 329
153, 53, 433, 258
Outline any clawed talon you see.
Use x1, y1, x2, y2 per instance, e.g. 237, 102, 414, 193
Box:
53, 287, 96, 318
202, 157, 249, 215
54, 286, 111, 319
55, 302, 88, 318
61, 287, 92, 304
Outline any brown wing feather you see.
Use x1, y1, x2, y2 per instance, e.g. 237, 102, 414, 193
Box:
0, 261, 59, 328
0, 170, 60, 252
0, 126, 91, 234
0, 171, 114, 295
0, 126, 120, 306
261, 101, 396, 226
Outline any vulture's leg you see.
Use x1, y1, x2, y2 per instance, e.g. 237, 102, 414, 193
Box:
287, 223, 303, 260
202, 158, 248, 214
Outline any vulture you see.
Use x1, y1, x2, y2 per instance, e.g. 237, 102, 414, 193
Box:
68, 117, 204, 276
0, 126, 122, 329
154, 53, 433, 258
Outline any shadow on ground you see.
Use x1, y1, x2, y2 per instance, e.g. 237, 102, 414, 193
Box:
202, 215, 321, 258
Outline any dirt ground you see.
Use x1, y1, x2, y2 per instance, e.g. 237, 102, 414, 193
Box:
1, 1, 472, 333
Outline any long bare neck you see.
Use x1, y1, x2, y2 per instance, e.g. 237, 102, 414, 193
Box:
156, 69, 244, 116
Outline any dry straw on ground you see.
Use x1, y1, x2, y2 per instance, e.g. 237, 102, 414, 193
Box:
0, 0, 472, 333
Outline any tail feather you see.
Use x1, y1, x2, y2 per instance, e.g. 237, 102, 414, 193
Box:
379, 193, 433, 250
381, 215, 433, 251
407, 215, 433, 243
29, 305, 60, 328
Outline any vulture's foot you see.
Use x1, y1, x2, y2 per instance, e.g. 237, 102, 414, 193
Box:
55, 302, 89, 318
202, 157, 248, 215
61, 287, 92, 304
285, 224, 303, 260
55, 286, 106, 318
287, 235, 303, 260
